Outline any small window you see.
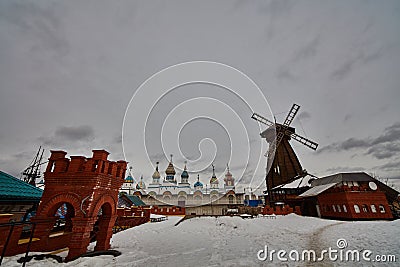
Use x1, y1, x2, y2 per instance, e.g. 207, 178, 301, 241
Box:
343, 205, 347, 213
362, 204, 368, 213
332, 205, 336, 212
379, 205, 385, 213
337, 205, 341, 212
353, 181, 359, 186
370, 204, 377, 213
354, 204, 360, 213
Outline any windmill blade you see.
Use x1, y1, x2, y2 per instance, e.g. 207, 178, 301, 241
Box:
283, 103, 300, 127
290, 132, 318, 150
251, 113, 275, 127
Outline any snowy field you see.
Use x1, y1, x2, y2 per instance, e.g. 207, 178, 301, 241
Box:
2, 214, 399, 266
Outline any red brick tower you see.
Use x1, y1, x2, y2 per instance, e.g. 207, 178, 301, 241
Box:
32, 150, 126, 261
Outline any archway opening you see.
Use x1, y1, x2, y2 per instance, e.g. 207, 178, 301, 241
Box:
49, 202, 75, 234
90, 202, 114, 251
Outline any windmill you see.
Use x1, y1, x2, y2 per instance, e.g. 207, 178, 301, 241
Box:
251, 104, 318, 203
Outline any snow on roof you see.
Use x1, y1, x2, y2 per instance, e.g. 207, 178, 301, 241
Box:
299, 183, 337, 197
150, 214, 166, 219
272, 175, 314, 190
311, 172, 373, 186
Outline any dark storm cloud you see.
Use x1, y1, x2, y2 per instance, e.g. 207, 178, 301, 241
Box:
38, 125, 95, 146
319, 122, 400, 160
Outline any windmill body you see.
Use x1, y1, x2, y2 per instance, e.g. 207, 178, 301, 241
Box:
252, 104, 318, 204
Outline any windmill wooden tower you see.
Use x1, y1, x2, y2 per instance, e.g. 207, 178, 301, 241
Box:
251, 104, 318, 203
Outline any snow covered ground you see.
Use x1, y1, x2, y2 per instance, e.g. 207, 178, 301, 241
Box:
2, 214, 399, 266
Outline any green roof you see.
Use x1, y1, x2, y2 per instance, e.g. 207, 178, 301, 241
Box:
127, 195, 146, 206
0, 170, 43, 202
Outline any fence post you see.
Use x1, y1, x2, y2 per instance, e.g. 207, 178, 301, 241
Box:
22, 222, 36, 267
0, 224, 15, 265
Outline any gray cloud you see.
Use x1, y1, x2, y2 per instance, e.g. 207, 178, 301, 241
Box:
325, 166, 365, 174
0, 1, 69, 57
331, 48, 385, 81
0, 1, 399, 187
292, 36, 320, 63
38, 125, 95, 146
297, 111, 311, 121
371, 122, 400, 145
375, 160, 400, 172
319, 122, 400, 160
55, 125, 94, 141
344, 114, 352, 122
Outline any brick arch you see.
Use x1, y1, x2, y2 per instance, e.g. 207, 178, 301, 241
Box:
36, 192, 82, 217
90, 194, 117, 218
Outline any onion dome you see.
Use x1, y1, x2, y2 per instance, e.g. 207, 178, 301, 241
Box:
136, 175, 146, 190
125, 175, 134, 183
165, 155, 176, 176
152, 162, 161, 179
210, 164, 218, 184
181, 162, 189, 179
194, 174, 203, 188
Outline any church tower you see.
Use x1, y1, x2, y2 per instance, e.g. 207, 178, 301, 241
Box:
224, 164, 235, 192
148, 162, 161, 191
209, 164, 219, 193
194, 174, 204, 192
165, 154, 176, 184
178, 161, 190, 194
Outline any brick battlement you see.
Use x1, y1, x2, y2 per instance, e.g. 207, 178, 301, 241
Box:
45, 150, 127, 181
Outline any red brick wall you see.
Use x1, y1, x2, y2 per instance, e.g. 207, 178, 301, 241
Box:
151, 205, 185, 215
261, 205, 301, 215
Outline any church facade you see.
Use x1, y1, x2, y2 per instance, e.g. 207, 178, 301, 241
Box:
120, 158, 246, 215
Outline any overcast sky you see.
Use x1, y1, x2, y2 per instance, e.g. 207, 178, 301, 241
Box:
1, 0, 399, 191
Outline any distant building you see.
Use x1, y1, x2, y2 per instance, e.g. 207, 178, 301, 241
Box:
120, 158, 250, 215
299, 172, 399, 220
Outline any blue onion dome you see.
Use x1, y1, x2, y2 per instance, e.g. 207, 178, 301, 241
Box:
194, 174, 203, 187
125, 175, 134, 183
181, 163, 189, 178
